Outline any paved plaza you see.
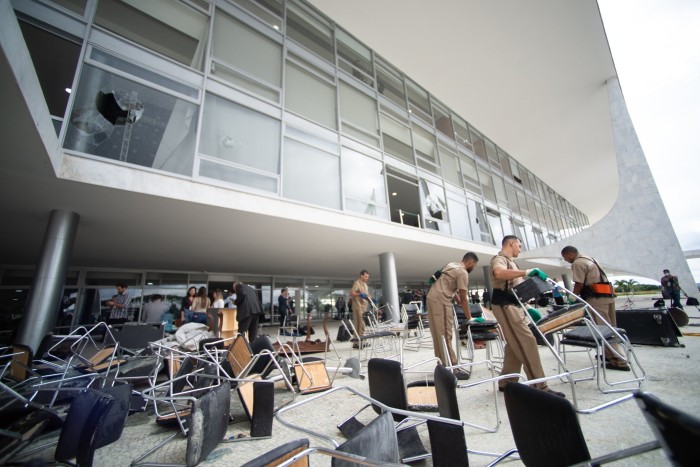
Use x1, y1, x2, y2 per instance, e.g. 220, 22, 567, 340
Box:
15, 295, 700, 466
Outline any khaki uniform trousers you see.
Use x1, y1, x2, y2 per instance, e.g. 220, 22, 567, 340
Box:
587, 297, 624, 362
352, 302, 366, 336
492, 303, 548, 390
426, 297, 457, 366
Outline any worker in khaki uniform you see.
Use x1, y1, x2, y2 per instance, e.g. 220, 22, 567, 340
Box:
490, 235, 566, 397
426, 252, 479, 380
561, 245, 630, 371
350, 270, 371, 341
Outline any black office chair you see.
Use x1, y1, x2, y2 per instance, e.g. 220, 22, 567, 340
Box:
634, 391, 700, 466
504, 382, 661, 467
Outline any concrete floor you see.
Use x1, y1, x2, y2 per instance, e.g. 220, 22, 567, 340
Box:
15, 294, 700, 466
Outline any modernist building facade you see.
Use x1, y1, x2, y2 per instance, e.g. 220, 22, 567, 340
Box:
0, 0, 692, 348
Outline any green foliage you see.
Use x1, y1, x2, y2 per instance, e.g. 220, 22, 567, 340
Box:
614, 279, 661, 294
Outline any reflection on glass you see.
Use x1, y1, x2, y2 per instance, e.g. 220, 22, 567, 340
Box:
469, 199, 493, 244
285, 62, 337, 129
406, 80, 432, 124
286, 3, 333, 62
487, 211, 504, 243
64, 65, 198, 176
339, 82, 379, 146
375, 61, 406, 108
420, 179, 448, 232
336, 28, 373, 85
380, 113, 413, 164
447, 198, 471, 240
439, 145, 462, 187
283, 138, 340, 209
94, 0, 209, 70
200, 93, 280, 173
341, 147, 387, 218
212, 9, 282, 100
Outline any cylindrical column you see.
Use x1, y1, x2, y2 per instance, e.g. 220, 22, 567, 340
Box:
562, 273, 573, 292
482, 264, 493, 295
379, 252, 399, 323
16, 210, 79, 352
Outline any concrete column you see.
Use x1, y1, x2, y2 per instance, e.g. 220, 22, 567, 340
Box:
16, 210, 79, 352
562, 273, 573, 291
482, 265, 493, 295
379, 252, 399, 323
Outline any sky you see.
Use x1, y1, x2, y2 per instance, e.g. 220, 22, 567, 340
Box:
598, 0, 700, 284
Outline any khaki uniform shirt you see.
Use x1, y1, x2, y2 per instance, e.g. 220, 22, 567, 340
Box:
572, 254, 613, 304
351, 279, 369, 311
427, 262, 468, 303
490, 253, 524, 290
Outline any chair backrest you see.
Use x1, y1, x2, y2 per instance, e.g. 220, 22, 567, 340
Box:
55, 389, 115, 466
9, 344, 32, 382
171, 356, 196, 395
250, 335, 275, 378
113, 324, 164, 351
367, 358, 407, 421
427, 419, 469, 467
185, 380, 231, 467
333, 411, 400, 466
433, 364, 460, 420
634, 391, 699, 466
226, 335, 253, 377
94, 382, 133, 448
504, 382, 590, 467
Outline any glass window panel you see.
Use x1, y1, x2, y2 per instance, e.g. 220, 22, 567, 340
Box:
380, 113, 413, 164
469, 199, 493, 244
376, 61, 406, 108
459, 155, 480, 194
510, 157, 521, 181
90, 48, 199, 98
199, 159, 278, 192
64, 64, 198, 176
527, 198, 538, 223
200, 93, 280, 173
286, 2, 333, 62
479, 168, 496, 203
386, 167, 421, 228
516, 191, 530, 217
499, 149, 512, 178
469, 127, 487, 161
487, 211, 504, 244
336, 28, 373, 86
525, 225, 537, 250
513, 222, 528, 249
433, 103, 453, 140
231, 0, 283, 30
342, 147, 387, 218
285, 62, 337, 129
420, 179, 448, 232
406, 80, 432, 124
506, 186, 519, 215
485, 139, 499, 163
493, 174, 507, 206
412, 125, 437, 164
339, 82, 379, 142
212, 10, 282, 95
446, 197, 471, 240
283, 138, 340, 209
453, 115, 471, 149
439, 145, 461, 187
94, 0, 209, 70
47, 0, 87, 15
19, 21, 81, 120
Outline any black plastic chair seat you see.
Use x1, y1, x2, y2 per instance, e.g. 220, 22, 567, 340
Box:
560, 325, 626, 347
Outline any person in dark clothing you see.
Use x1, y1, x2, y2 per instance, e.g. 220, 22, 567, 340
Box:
278, 288, 291, 327
233, 281, 263, 342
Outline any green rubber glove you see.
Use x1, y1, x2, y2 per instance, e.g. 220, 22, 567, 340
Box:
567, 296, 577, 305
527, 268, 548, 281
468, 317, 485, 324
527, 307, 542, 323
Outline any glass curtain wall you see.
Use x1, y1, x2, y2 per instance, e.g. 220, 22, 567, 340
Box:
40, 0, 590, 251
